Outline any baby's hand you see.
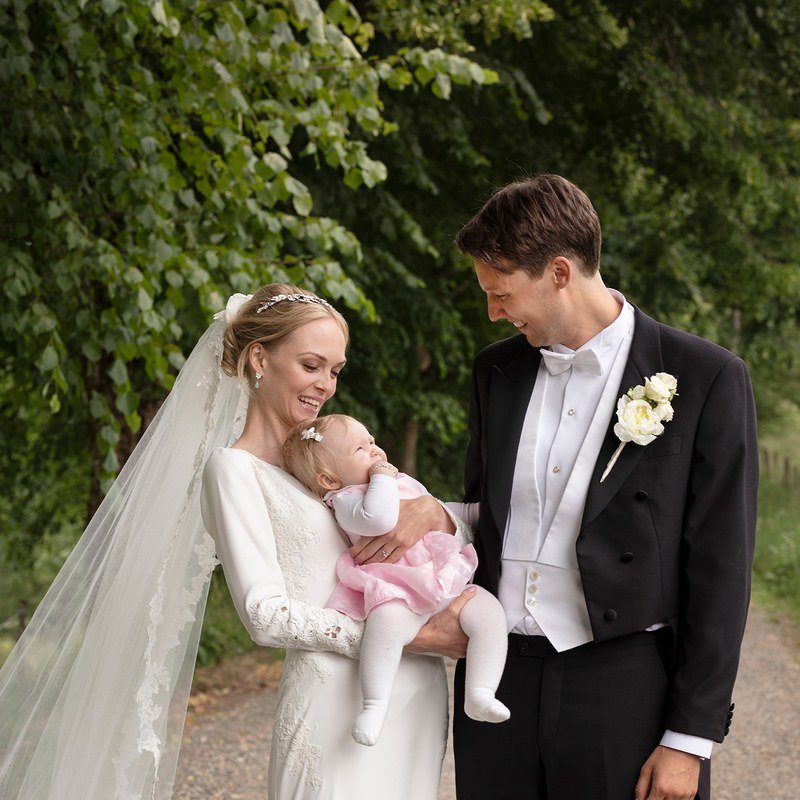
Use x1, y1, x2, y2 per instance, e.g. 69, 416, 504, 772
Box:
368, 461, 399, 479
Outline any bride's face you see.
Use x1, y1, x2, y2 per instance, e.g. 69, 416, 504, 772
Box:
259, 317, 347, 429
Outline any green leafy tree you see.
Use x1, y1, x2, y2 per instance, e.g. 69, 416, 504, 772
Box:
0, 0, 500, 650
3, 0, 799, 661
0, 0, 497, 513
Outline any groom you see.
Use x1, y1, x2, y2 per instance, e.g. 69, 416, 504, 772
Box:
450, 175, 758, 800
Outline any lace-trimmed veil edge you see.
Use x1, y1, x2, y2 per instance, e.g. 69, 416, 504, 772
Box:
0, 311, 247, 800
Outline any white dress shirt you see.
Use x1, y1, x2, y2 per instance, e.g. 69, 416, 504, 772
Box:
499, 291, 634, 645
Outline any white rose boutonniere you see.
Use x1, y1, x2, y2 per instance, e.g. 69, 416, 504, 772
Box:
599, 373, 678, 483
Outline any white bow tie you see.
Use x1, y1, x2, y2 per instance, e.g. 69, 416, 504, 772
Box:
540, 347, 603, 376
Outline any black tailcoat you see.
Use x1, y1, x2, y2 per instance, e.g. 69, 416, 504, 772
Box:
464, 307, 758, 741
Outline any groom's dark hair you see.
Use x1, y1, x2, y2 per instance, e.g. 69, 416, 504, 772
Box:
454, 174, 601, 278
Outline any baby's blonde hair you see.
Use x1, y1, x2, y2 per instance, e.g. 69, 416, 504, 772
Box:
282, 414, 356, 497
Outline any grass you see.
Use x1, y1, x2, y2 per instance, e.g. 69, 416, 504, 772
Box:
760, 403, 800, 463
752, 478, 800, 627
196, 569, 262, 666
754, 403, 800, 626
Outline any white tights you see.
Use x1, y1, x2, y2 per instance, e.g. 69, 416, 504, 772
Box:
352, 587, 510, 746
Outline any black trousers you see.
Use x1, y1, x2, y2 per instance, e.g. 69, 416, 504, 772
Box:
453, 629, 711, 800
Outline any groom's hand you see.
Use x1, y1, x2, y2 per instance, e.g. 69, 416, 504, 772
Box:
404, 587, 474, 659
350, 494, 456, 565
635, 745, 701, 800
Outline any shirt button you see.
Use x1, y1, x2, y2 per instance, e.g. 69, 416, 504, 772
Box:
552, 465, 561, 474
526, 598, 537, 606
529, 571, 539, 580
568, 408, 576, 416
527, 585, 538, 594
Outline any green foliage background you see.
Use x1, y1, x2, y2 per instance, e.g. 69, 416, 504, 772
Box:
2, 0, 799, 663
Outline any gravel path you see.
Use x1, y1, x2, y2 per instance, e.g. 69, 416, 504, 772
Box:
173, 603, 799, 799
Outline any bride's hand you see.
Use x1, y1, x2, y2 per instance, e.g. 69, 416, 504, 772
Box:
350, 494, 456, 565
404, 587, 474, 659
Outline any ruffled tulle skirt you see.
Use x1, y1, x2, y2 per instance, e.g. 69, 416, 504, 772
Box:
326, 531, 478, 620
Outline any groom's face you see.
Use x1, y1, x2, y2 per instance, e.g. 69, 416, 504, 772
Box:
475, 260, 563, 347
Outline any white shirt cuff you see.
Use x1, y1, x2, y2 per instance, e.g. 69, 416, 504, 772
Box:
660, 730, 714, 759
444, 501, 479, 528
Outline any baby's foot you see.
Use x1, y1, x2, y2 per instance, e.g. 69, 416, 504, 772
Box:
351, 702, 389, 746
464, 688, 511, 723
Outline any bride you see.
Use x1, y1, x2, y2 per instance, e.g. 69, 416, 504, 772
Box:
0, 284, 472, 799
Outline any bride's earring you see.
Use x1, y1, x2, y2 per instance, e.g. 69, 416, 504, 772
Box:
254, 372, 262, 390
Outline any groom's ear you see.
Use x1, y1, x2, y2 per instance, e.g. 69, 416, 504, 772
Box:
549, 256, 573, 288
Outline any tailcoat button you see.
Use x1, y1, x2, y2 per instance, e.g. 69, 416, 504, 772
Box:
635, 490, 648, 501
604, 608, 618, 622
621, 552, 634, 563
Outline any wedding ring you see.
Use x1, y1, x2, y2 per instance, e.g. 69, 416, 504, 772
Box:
380, 548, 390, 558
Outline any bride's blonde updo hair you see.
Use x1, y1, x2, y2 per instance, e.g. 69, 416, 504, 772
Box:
221, 283, 349, 389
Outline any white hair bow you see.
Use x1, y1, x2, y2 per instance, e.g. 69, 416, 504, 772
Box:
301, 427, 323, 442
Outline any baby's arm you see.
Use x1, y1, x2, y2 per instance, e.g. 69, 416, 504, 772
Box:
332, 469, 401, 538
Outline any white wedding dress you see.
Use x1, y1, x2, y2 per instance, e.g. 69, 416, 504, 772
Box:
200, 447, 458, 799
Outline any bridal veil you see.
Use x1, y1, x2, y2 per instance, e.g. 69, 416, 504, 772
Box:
0, 295, 250, 799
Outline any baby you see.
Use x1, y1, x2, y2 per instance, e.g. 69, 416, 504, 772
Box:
283, 414, 509, 747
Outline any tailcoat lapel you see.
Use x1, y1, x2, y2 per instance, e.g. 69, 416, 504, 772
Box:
583, 308, 665, 526
485, 340, 541, 546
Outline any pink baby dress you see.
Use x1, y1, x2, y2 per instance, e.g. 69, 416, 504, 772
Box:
325, 474, 478, 620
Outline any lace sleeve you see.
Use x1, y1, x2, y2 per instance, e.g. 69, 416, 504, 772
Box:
201, 449, 364, 659
442, 501, 477, 546
247, 596, 363, 659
